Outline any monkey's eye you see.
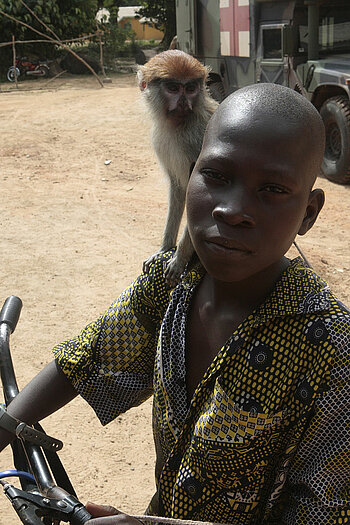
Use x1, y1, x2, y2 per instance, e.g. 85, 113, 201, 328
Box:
185, 82, 198, 94
164, 81, 181, 93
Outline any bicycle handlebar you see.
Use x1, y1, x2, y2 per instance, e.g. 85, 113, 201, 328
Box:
0, 296, 92, 524
0, 296, 22, 333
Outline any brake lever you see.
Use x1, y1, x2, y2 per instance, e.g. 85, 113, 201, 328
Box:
1, 480, 92, 524
0, 405, 63, 451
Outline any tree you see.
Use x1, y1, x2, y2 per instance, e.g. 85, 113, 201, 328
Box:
137, 0, 176, 48
0, 0, 99, 43
0, 0, 101, 77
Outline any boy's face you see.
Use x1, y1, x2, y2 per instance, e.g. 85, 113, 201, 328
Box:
186, 111, 324, 283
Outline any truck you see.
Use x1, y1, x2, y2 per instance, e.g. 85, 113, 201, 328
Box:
175, 0, 350, 184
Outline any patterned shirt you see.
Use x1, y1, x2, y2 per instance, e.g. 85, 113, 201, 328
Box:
53, 252, 350, 524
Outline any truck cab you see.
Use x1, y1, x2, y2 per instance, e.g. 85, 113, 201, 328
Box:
176, 0, 350, 184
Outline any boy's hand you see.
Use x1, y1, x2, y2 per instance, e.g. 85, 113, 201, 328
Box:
86, 502, 143, 525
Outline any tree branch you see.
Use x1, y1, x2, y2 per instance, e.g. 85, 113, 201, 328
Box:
18, 0, 60, 42
0, 9, 104, 88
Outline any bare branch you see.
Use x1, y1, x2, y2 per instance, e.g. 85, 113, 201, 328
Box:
0, 9, 104, 88
0, 34, 98, 48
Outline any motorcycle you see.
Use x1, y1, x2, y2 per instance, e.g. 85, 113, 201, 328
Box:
7, 57, 50, 82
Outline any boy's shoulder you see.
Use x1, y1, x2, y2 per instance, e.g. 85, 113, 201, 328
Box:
286, 258, 350, 348
127, 250, 176, 320
294, 260, 349, 319
139, 249, 177, 294
258, 258, 349, 325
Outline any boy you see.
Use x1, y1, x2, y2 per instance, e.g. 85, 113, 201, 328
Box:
1, 84, 349, 524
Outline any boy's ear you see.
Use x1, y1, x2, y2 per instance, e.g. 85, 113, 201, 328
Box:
298, 188, 325, 236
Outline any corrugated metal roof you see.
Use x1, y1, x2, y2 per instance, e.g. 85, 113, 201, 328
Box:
117, 6, 142, 21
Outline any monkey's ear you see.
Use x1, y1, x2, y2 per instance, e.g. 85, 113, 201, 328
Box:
136, 69, 147, 91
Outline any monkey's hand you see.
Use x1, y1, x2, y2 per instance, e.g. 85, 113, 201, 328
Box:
143, 250, 167, 275
143, 249, 185, 288
163, 252, 188, 288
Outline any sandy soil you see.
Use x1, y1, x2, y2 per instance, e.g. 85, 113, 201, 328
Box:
0, 73, 349, 523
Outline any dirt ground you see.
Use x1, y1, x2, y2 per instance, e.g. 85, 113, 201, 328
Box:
0, 73, 349, 523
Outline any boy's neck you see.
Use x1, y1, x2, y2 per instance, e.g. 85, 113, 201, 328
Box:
202, 256, 290, 313
185, 257, 292, 401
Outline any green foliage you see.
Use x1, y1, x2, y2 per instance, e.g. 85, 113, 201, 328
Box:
0, 0, 99, 43
104, 0, 136, 6
137, 0, 176, 47
0, 0, 99, 77
100, 23, 134, 61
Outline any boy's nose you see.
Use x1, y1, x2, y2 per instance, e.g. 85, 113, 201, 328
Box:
212, 190, 255, 227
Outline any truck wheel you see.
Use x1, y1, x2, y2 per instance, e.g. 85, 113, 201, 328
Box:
320, 96, 350, 184
208, 81, 225, 103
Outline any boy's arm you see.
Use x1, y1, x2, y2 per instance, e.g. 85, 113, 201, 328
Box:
0, 360, 77, 451
53, 252, 174, 426
0, 252, 173, 449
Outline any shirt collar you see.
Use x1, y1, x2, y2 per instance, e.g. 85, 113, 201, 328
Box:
251, 258, 331, 325
180, 257, 331, 324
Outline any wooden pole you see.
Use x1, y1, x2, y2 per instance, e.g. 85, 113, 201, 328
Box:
12, 35, 18, 88
97, 28, 106, 78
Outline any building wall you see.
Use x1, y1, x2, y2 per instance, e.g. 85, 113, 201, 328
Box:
119, 17, 164, 41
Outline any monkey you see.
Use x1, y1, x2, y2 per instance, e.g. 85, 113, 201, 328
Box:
138, 50, 218, 287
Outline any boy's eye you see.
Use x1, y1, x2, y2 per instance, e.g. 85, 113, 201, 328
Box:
261, 184, 288, 194
201, 169, 228, 183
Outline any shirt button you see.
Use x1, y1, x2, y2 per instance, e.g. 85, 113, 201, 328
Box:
294, 378, 314, 405
249, 345, 272, 370
182, 476, 202, 501
305, 319, 328, 344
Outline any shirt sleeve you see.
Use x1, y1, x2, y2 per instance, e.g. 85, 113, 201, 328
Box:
53, 251, 174, 425
282, 308, 350, 524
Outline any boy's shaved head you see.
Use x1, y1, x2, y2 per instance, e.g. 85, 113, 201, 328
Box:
187, 82, 326, 284
207, 83, 325, 185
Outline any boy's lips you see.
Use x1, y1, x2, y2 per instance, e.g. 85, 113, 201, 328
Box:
205, 236, 253, 254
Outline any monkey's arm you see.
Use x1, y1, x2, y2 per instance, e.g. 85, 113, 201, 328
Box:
143, 178, 186, 275
164, 226, 194, 288
161, 178, 186, 250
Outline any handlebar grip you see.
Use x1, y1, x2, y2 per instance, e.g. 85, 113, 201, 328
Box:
0, 296, 22, 333
70, 505, 93, 524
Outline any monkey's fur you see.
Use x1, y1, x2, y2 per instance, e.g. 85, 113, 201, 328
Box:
138, 50, 218, 286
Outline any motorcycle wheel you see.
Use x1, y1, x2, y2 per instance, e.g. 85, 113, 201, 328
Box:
7, 67, 21, 82
38, 65, 50, 78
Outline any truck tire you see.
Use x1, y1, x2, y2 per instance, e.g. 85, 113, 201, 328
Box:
320, 96, 350, 184
208, 81, 225, 103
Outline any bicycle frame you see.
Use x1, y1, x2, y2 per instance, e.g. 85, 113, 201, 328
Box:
0, 296, 92, 524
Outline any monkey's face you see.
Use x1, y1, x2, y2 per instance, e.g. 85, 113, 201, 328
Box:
159, 79, 201, 121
